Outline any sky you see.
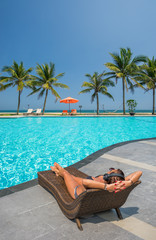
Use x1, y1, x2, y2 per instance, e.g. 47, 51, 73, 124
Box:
0, 0, 156, 111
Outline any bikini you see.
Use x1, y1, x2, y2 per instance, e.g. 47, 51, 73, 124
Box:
74, 185, 80, 199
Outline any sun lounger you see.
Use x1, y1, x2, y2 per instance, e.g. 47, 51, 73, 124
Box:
38, 166, 141, 231
34, 108, 42, 115
62, 110, 68, 115
71, 109, 77, 115
23, 109, 34, 115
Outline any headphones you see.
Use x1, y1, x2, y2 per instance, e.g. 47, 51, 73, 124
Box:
103, 173, 125, 182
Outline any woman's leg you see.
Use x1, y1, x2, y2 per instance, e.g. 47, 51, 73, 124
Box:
51, 163, 86, 199
50, 164, 84, 185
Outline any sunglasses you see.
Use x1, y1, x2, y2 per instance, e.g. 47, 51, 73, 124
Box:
109, 168, 115, 171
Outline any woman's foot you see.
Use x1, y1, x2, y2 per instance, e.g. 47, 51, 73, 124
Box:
54, 162, 65, 177
50, 166, 59, 177
50, 163, 65, 177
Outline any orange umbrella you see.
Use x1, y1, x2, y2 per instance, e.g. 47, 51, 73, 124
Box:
60, 96, 79, 113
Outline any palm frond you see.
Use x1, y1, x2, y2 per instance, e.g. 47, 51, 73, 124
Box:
27, 87, 41, 97
99, 85, 107, 91
109, 52, 123, 69
51, 87, 61, 99
91, 92, 96, 103
0, 83, 12, 91
85, 74, 92, 80
55, 72, 65, 79
38, 88, 45, 99
101, 90, 114, 100
131, 77, 145, 89
0, 76, 13, 83
132, 55, 147, 64
105, 63, 120, 72
36, 64, 47, 81
49, 62, 55, 76
81, 81, 93, 88
79, 88, 92, 94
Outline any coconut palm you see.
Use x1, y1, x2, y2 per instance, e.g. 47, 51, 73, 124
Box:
134, 57, 156, 114
0, 61, 33, 114
28, 62, 69, 114
105, 48, 147, 114
79, 72, 114, 115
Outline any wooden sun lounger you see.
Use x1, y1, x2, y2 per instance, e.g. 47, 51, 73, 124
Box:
38, 166, 141, 231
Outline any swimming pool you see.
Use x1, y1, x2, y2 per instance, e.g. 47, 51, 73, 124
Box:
0, 116, 156, 190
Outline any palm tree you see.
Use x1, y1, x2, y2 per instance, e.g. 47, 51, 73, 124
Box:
28, 62, 69, 114
0, 61, 33, 114
134, 57, 156, 114
79, 72, 114, 115
105, 48, 147, 114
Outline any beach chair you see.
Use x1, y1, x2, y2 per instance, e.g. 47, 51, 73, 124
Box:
62, 110, 68, 115
24, 109, 34, 115
71, 109, 77, 115
38, 166, 141, 231
34, 108, 42, 115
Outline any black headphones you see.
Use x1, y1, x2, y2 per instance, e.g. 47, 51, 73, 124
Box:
103, 173, 125, 182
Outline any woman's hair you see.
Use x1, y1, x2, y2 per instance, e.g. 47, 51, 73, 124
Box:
107, 169, 125, 184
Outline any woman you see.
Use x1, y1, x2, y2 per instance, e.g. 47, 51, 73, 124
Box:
51, 163, 142, 199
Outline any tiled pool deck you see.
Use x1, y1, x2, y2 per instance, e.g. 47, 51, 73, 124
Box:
0, 139, 156, 240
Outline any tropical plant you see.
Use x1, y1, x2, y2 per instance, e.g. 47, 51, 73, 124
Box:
0, 61, 33, 114
79, 72, 114, 115
133, 57, 156, 114
126, 99, 137, 113
28, 62, 69, 114
105, 48, 147, 114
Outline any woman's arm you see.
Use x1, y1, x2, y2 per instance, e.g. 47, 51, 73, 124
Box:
114, 171, 143, 192
82, 179, 124, 192
82, 179, 105, 190
125, 171, 142, 183
82, 171, 142, 193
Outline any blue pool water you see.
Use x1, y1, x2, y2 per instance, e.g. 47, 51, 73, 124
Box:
0, 116, 156, 190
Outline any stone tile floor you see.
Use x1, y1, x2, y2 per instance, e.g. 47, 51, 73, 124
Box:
0, 139, 156, 240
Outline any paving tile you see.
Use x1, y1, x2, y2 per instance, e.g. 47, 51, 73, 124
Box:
0, 211, 54, 240
107, 142, 156, 166
32, 231, 64, 240
0, 185, 54, 215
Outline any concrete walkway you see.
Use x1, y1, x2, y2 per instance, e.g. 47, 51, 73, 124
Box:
0, 139, 156, 240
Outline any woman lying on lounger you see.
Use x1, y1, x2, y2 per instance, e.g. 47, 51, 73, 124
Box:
51, 163, 142, 199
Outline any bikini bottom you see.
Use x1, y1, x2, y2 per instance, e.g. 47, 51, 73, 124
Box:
74, 176, 93, 198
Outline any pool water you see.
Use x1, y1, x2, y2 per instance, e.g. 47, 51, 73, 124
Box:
0, 116, 156, 189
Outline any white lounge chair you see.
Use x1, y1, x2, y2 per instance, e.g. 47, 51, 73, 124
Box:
34, 108, 42, 115
24, 109, 34, 115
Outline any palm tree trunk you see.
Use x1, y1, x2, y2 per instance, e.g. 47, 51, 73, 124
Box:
122, 77, 125, 115
152, 87, 155, 115
43, 89, 48, 115
96, 93, 99, 115
17, 91, 21, 115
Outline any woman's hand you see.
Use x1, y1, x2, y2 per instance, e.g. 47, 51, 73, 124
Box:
107, 180, 132, 193
106, 181, 124, 192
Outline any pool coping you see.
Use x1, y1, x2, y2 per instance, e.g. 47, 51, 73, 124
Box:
1, 137, 156, 198
0, 114, 156, 119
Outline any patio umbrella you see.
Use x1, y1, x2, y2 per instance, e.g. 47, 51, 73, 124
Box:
60, 96, 79, 113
